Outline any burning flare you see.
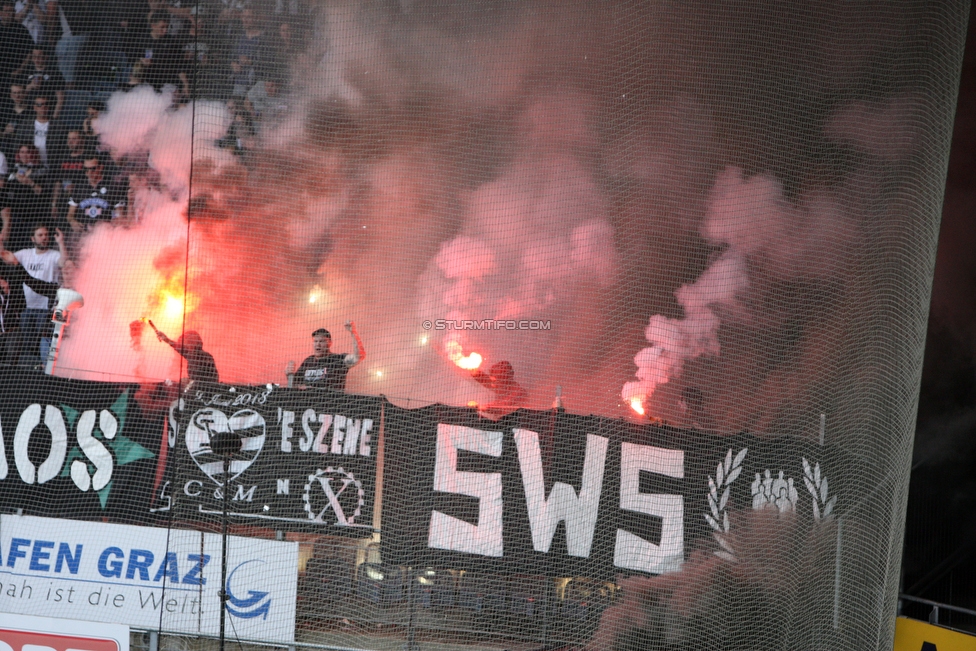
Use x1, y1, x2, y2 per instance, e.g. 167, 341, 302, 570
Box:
146, 276, 198, 333
445, 340, 483, 370
163, 293, 185, 320
308, 285, 325, 304
630, 396, 646, 416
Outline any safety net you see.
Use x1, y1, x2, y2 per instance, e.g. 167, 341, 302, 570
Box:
0, 1, 968, 650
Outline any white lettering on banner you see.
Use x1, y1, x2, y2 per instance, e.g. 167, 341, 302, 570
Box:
299, 409, 315, 451
330, 415, 346, 454
14, 405, 67, 485
514, 429, 608, 557
313, 414, 332, 453
233, 485, 256, 502
100, 410, 118, 441
613, 442, 685, 574
195, 389, 271, 408
281, 410, 370, 456
277, 479, 289, 494
71, 411, 113, 492
360, 421, 372, 457
341, 419, 372, 456
0, 515, 298, 643
344, 420, 361, 455
1, 406, 124, 491
150, 482, 172, 513
168, 399, 182, 448
280, 411, 294, 452
428, 424, 504, 557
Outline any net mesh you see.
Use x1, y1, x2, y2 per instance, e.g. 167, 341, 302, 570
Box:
0, 1, 967, 649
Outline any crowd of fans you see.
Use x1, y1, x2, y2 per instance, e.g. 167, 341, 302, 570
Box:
0, 0, 310, 368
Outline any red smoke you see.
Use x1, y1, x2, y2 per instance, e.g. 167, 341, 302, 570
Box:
53, 2, 934, 433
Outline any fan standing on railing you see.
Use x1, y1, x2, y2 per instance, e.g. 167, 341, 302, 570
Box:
150, 322, 220, 385
285, 321, 365, 391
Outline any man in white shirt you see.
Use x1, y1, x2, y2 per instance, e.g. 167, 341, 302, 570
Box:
0, 243, 58, 365
11, 222, 62, 366
31, 93, 51, 165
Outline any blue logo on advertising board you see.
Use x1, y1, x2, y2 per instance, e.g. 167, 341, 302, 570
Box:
225, 560, 271, 619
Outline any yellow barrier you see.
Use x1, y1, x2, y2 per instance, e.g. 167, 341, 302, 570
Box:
893, 617, 976, 651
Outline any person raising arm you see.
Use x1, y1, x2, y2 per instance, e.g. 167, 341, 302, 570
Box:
285, 321, 365, 391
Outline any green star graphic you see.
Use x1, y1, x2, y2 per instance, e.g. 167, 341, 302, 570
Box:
58, 391, 155, 508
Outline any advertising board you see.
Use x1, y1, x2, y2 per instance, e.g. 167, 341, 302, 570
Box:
0, 613, 129, 651
0, 516, 297, 643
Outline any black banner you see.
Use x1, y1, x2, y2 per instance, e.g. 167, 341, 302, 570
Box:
172, 384, 380, 536
0, 369, 164, 522
383, 405, 843, 581
0, 370, 845, 578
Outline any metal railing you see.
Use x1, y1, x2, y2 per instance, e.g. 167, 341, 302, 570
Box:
899, 593, 976, 626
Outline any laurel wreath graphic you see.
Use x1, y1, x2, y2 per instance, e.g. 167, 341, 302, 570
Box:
801, 458, 836, 522
705, 447, 748, 562
303, 466, 365, 525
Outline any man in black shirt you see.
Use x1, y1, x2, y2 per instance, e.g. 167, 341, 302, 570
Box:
11, 93, 58, 167
139, 12, 188, 96
1, 83, 30, 160
0, 3, 33, 84
22, 48, 66, 120
1, 143, 50, 251
153, 324, 219, 385
470, 360, 528, 419
285, 322, 365, 391
51, 129, 87, 216
65, 153, 127, 231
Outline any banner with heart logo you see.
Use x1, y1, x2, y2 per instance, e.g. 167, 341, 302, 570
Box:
186, 407, 267, 485
170, 383, 380, 537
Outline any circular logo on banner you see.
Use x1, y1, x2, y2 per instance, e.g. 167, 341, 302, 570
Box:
302, 466, 365, 526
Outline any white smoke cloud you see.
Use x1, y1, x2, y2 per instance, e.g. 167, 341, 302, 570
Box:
94, 86, 174, 156
622, 250, 747, 406
148, 103, 234, 194
93, 87, 233, 196
622, 163, 860, 414
704, 167, 852, 281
